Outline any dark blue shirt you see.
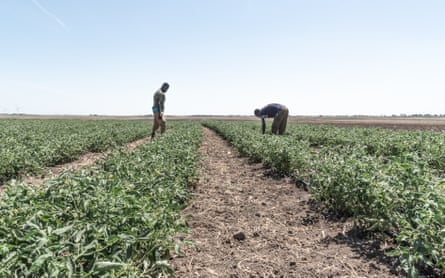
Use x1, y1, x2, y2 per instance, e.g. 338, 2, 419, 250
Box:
259, 103, 282, 118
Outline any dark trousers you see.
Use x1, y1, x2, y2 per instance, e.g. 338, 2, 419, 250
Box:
151, 112, 166, 136
272, 106, 288, 135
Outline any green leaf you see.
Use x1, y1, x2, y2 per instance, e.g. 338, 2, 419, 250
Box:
53, 225, 73, 236
94, 261, 125, 272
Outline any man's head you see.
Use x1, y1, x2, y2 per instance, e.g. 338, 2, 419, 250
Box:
254, 109, 261, 117
161, 82, 170, 92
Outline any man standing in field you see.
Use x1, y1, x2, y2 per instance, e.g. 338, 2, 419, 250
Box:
254, 103, 289, 135
151, 82, 170, 139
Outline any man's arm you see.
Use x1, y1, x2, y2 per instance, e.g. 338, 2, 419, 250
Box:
261, 117, 266, 134
157, 103, 162, 119
155, 100, 162, 119
159, 94, 165, 119
153, 92, 162, 119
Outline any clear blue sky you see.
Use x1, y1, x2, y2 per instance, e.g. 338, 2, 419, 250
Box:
1, 0, 444, 116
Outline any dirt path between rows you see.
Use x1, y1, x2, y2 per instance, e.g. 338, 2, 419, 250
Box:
171, 127, 400, 277
0, 137, 151, 195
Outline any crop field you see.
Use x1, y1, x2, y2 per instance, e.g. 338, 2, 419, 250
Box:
0, 119, 201, 277
203, 120, 445, 277
0, 119, 150, 184
0, 117, 444, 277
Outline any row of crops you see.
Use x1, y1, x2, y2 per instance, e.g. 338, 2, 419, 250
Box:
0, 121, 201, 277
0, 119, 150, 184
203, 121, 445, 277
2, 118, 444, 276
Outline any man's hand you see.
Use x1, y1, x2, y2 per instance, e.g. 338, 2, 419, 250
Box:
159, 112, 164, 120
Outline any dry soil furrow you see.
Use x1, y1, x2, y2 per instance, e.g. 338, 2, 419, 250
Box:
171, 127, 398, 277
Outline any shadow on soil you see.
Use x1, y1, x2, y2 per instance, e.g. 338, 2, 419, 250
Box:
254, 162, 442, 277
262, 165, 405, 275
323, 228, 401, 276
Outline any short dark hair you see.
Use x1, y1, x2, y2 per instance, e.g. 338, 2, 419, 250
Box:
161, 82, 170, 92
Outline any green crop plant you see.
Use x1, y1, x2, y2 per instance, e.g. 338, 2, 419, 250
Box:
0, 119, 150, 184
0, 122, 202, 277
204, 120, 445, 277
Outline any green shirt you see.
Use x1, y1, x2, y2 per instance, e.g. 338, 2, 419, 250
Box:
153, 89, 166, 113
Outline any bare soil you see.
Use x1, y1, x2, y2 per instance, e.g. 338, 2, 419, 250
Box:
287, 116, 445, 131
171, 127, 401, 277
